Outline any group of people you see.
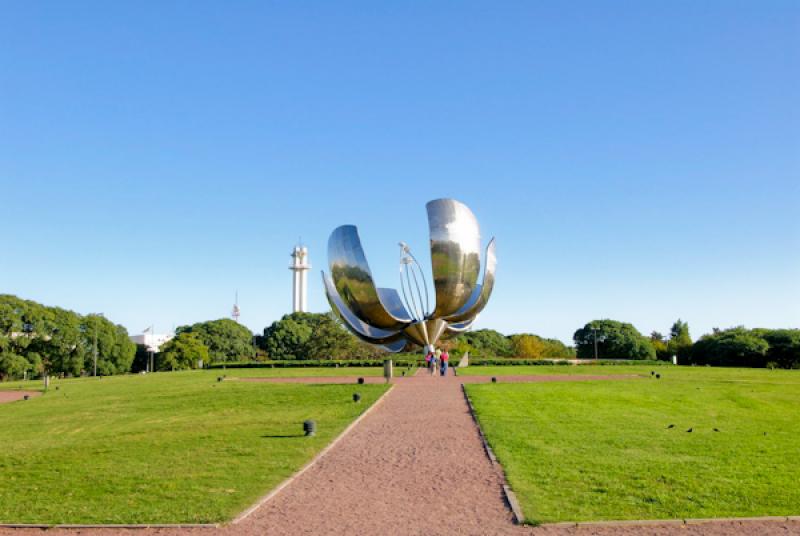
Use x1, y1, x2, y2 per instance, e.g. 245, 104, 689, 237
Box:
424, 348, 450, 376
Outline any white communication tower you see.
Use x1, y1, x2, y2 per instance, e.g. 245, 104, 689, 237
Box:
289, 244, 310, 312
232, 291, 241, 322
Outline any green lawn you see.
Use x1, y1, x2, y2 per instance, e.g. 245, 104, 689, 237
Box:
465, 367, 800, 524
216, 366, 387, 378
0, 371, 388, 524
458, 364, 664, 376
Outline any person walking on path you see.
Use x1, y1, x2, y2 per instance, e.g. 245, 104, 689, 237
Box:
440, 349, 449, 376
430, 349, 440, 376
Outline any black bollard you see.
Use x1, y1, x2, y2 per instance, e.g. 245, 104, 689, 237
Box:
357, 377, 365, 385
491, 377, 497, 383
303, 420, 316, 436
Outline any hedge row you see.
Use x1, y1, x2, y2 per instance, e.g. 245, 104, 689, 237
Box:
207, 359, 423, 369
208, 357, 669, 369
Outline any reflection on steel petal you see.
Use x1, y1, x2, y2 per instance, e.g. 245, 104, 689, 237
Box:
443, 238, 496, 324
322, 272, 405, 344
376, 288, 412, 322
426, 199, 482, 318
328, 225, 409, 330
380, 338, 408, 352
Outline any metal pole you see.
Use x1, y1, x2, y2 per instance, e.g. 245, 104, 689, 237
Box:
93, 317, 98, 376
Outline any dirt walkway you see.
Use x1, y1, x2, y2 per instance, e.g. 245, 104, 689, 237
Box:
238, 372, 514, 535
0, 391, 40, 404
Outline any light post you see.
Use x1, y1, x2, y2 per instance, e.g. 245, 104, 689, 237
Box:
93, 313, 104, 377
590, 326, 606, 361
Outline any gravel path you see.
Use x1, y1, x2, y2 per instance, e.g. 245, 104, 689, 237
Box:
238, 372, 515, 535
1, 374, 797, 535
0, 391, 40, 404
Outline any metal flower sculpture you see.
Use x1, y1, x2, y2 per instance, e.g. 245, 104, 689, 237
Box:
322, 198, 496, 352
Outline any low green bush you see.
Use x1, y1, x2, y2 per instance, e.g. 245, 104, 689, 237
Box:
208, 358, 423, 369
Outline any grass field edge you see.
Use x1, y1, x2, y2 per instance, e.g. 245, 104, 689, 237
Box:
230, 382, 395, 524
0, 523, 219, 529
460, 384, 524, 525
541, 515, 799, 529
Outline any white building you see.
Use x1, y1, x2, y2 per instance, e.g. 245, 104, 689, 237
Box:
130, 332, 174, 352
289, 245, 311, 312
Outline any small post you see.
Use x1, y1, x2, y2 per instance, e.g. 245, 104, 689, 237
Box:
383, 359, 393, 383
303, 420, 316, 436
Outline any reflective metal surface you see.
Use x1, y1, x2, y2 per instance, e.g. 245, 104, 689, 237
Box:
328, 225, 410, 329
322, 272, 406, 344
322, 198, 496, 352
426, 199, 482, 318
443, 238, 496, 324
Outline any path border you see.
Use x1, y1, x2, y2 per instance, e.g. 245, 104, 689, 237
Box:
231, 383, 395, 524
460, 384, 524, 525
0, 524, 219, 530
542, 515, 799, 529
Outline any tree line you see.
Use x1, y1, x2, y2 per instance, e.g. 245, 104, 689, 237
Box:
0, 295, 136, 380
572, 318, 800, 369
2, 294, 798, 379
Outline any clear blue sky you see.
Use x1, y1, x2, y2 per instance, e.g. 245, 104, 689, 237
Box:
1, 1, 798, 344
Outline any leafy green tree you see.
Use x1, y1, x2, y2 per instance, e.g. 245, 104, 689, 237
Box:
510, 334, 546, 358
649, 331, 670, 361
688, 327, 768, 367
453, 329, 514, 357
540, 337, 576, 358
34, 306, 86, 376
0, 295, 136, 379
755, 329, 800, 369
261, 312, 384, 360
0, 351, 29, 380
667, 319, 692, 360
262, 314, 314, 359
157, 333, 208, 371
176, 319, 253, 363
573, 320, 656, 360
305, 314, 361, 359
81, 314, 136, 375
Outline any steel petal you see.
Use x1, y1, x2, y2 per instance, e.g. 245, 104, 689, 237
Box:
380, 338, 408, 353
322, 271, 406, 345
328, 225, 411, 329
427, 199, 482, 318
443, 237, 496, 324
